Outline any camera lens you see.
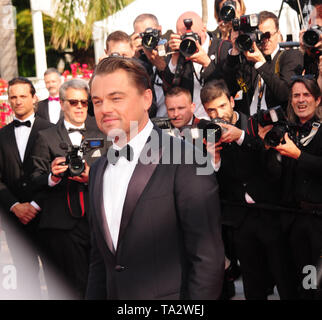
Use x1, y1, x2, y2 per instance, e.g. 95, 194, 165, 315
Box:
220, 3, 236, 22
142, 34, 159, 50
303, 29, 321, 47
236, 33, 254, 52
264, 126, 286, 147
203, 122, 222, 143
179, 38, 197, 57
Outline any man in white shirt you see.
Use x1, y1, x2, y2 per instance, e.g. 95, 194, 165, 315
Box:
0, 77, 53, 298
86, 56, 224, 300
37, 68, 63, 124
31, 79, 107, 299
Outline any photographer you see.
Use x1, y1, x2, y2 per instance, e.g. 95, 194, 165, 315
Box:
213, 0, 246, 40
262, 77, 322, 299
104, 30, 135, 59
201, 79, 297, 299
131, 14, 168, 117
31, 79, 107, 299
164, 11, 231, 119
223, 11, 304, 116
300, 3, 322, 91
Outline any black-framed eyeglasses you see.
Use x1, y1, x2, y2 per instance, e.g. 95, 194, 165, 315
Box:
291, 74, 315, 81
262, 30, 279, 40
65, 99, 89, 107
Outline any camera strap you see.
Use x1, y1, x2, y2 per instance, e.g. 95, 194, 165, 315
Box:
67, 180, 86, 218
300, 122, 321, 147
256, 75, 266, 113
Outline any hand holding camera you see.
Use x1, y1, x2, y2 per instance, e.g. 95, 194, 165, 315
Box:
51, 156, 68, 182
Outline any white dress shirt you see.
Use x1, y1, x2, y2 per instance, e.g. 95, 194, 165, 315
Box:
48, 97, 61, 124
103, 120, 153, 250
14, 113, 35, 162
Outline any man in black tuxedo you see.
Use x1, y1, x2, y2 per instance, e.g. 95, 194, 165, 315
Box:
86, 56, 224, 300
201, 79, 297, 299
223, 11, 304, 116
0, 77, 53, 298
36, 68, 63, 124
31, 79, 108, 299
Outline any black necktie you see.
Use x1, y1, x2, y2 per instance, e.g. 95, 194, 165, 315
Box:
13, 120, 31, 127
68, 128, 86, 134
108, 144, 134, 165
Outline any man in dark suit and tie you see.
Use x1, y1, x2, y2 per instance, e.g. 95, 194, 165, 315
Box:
36, 68, 63, 124
31, 79, 108, 299
0, 77, 53, 298
86, 56, 224, 300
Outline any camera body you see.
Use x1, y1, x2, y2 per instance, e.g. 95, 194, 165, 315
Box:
220, 0, 236, 22
140, 28, 161, 50
232, 14, 264, 52
303, 25, 322, 48
198, 118, 229, 143
60, 138, 105, 177
179, 19, 201, 57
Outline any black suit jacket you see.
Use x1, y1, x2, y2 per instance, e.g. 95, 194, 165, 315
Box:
31, 119, 108, 230
223, 48, 304, 115
86, 127, 225, 300
0, 116, 53, 229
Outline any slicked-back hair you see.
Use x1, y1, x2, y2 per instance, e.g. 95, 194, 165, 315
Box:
200, 79, 231, 105
105, 30, 133, 52
259, 11, 279, 30
59, 79, 89, 101
287, 78, 322, 123
165, 86, 192, 103
8, 77, 36, 97
44, 68, 61, 77
133, 13, 159, 29
89, 56, 152, 94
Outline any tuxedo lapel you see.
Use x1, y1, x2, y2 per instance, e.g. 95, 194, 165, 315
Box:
23, 117, 43, 162
117, 131, 163, 248
44, 99, 50, 120
56, 119, 73, 145
92, 157, 116, 256
6, 123, 22, 166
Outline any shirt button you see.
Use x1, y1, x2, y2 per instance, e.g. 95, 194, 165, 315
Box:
115, 265, 125, 272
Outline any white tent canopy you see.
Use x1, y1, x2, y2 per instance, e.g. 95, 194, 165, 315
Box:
92, 0, 301, 63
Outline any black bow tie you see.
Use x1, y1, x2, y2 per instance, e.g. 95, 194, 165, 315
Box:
68, 128, 86, 134
264, 55, 272, 62
108, 144, 134, 165
13, 119, 31, 128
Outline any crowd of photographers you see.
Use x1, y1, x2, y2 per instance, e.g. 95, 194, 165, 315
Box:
0, 0, 321, 300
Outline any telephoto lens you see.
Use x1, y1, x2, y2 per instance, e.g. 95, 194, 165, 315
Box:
303, 26, 322, 47
219, 0, 236, 22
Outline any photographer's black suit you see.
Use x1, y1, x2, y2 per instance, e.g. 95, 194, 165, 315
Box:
162, 32, 232, 99
0, 116, 53, 297
31, 119, 108, 299
223, 48, 304, 115
86, 127, 225, 300
216, 112, 297, 299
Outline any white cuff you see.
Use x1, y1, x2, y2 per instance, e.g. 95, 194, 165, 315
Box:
236, 130, 245, 146
48, 173, 61, 187
30, 201, 41, 211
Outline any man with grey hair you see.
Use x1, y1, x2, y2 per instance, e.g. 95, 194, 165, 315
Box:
31, 79, 107, 299
37, 68, 63, 124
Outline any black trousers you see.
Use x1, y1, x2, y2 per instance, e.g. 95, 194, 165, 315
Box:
38, 219, 90, 300
287, 213, 322, 300
233, 207, 298, 300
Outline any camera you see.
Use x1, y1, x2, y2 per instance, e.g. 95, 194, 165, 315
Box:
256, 106, 286, 127
232, 14, 266, 52
59, 138, 104, 177
140, 28, 161, 50
197, 118, 229, 143
303, 25, 322, 48
179, 18, 201, 57
151, 117, 174, 130
220, 0, 236, 22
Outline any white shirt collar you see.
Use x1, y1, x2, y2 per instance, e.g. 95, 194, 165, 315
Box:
112, 120, 154, 159
14, 113, 35, 124
64, 120, 85, 131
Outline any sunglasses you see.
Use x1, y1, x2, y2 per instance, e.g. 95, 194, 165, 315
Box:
291, 74, 315, 81
65, 99, 88, 107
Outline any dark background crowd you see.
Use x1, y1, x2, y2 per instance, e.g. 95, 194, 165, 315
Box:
0, 0, 322, 300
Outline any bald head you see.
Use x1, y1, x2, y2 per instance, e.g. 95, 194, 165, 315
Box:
176, 11, 207, 44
